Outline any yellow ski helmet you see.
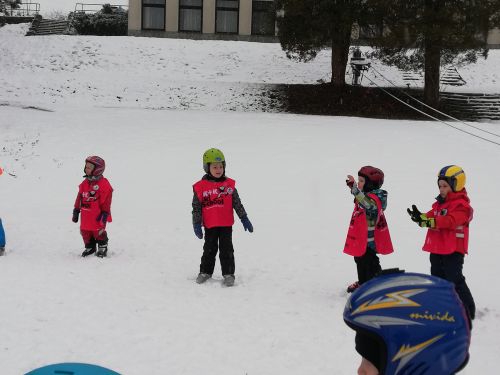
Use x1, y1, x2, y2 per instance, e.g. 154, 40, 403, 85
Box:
438, 165, 466, 192
203, 148, 225, 173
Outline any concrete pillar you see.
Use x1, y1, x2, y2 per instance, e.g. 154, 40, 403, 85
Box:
128, 0, 141, 31
203, 0, 216, 34
166, 0, 179, 32
487, 28, 500, 47
239, 0, 252, 36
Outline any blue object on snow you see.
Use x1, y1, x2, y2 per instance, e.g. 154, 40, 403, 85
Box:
0, 218, 5, 247
343, 270, 470, 375
25, 363, 120, 375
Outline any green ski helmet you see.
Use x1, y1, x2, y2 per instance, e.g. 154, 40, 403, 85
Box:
203, 148, 225, 173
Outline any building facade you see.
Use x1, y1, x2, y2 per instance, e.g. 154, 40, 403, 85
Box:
128, 0, 277, 42
128, 1, 500, 47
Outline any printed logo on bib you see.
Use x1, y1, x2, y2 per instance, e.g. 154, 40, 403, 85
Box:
82, 189, 98, 204
201, 186, 233, 208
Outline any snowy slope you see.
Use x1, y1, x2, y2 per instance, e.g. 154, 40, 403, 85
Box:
1, 23, 500, 114
1, 23, 500, 374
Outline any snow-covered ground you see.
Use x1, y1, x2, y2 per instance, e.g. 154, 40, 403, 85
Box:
1, 23, 500, 374
1, 23, 500, 114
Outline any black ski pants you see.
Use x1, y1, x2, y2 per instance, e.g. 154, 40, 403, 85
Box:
355, 247, 382, 285
430, 252, 476, 320
200, 226, 235, 276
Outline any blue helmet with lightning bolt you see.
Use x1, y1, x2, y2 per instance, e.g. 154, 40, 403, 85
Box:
343, 270, 471, 375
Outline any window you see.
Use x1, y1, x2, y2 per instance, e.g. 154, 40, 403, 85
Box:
179, 0, 203, 32
142, 0, 165, 30
216, 0, 239, 34
252, 1, 275, 36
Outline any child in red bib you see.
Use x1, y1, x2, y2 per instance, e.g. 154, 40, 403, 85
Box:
192, 148, 253, 287
407, 165, 475, 320
343, 166, 393, 293
72, 156, 113, 258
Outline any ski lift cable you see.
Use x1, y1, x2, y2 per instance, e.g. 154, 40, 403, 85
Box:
369, 65, 500, 138
361, 73, 500, 147
371, 65, 500, 138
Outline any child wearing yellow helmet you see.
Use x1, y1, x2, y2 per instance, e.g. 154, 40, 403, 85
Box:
407, 165, 476, 320
192, 148, 253, 287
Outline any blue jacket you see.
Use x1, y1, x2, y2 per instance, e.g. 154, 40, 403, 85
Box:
0, 218, 5, 247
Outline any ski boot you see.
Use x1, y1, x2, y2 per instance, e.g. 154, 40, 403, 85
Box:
223, 274, 235, 287
196, 273, 211, 284
347, 281, 360, 293
0, 247, 5, 256
96, 244, 108, 258
81, 245, 96, 257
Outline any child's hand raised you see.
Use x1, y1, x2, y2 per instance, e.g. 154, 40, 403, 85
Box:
346, 175, 355, 189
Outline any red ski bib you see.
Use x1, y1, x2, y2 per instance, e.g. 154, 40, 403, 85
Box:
343, 193, 394, 257
193, 178, 235, 229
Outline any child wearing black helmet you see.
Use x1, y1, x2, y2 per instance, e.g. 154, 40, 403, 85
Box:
192, 148, 253, 287
343, 166, 394, 293
407, 165, 476, 320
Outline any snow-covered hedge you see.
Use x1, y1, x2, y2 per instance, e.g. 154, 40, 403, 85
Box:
71, 6, 127, 36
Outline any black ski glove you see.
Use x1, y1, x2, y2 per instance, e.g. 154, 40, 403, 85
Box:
407, 205, 422, 223
72, 208, 80, 223
407, 205, 435, 228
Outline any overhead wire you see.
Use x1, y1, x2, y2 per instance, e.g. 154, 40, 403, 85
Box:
359, 71, 500, 147
369, 65, 500, 138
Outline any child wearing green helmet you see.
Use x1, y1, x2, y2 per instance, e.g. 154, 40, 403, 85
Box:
192, 148, 253, 287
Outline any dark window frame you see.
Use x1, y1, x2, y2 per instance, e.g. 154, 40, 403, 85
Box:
178, 0, 203, 33
251, 0, 275, 36
141, 0, 166, 31
215, 0, 239, 34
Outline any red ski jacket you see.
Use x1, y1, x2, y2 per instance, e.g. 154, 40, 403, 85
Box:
423, 190, 472, 255
343, 193, 394, 257
74, 177, 113, 231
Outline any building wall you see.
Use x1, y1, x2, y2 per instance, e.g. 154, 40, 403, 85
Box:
166, 0, 179, 32
239, 0, 252, 36
128, 0, 278, 42
128, 0, 141, 31
203, 0, 215, 34
488, 28, 500, 48
129, 1, 500, 48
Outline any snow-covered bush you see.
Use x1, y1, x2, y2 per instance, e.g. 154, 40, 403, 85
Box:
71, 4, 127, 36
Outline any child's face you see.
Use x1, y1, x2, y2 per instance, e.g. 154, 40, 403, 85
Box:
84, 162, 95, 176
209, 162, 224, 178
357, 176, 366, 191
438, 179, 452, 198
